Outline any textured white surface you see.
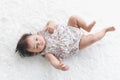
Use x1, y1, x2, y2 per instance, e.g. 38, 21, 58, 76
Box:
0, 0, 120, 80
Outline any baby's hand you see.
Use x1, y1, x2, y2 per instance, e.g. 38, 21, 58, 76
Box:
45, 25, 54, 33
58, 60, 69, 71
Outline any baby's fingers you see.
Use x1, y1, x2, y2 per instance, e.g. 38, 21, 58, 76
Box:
49, 28, 54, 33
61, 64, 69, 71
58, 60, 69, 71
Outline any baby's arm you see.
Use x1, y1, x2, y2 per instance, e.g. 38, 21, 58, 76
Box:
44, 20, 56, 33
45, 53, 69, 71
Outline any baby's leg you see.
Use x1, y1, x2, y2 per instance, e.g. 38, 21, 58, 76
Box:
67, 16, 96, 32
79, 26, 115, 49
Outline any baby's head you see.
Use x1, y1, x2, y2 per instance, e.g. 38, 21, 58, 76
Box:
16, 33, 46, 57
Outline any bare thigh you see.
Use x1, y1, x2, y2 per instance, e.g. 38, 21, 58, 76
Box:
79, 34, 96, 49
79, 27, 113, 49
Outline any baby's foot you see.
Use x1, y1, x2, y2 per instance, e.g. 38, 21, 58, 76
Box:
106, 26, 115, 32
86, 21, 96, 32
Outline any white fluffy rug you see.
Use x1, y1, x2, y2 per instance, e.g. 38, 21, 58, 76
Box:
0, 0, 120, 80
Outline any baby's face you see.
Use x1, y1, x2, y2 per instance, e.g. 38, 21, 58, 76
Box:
26, 34, 46, 53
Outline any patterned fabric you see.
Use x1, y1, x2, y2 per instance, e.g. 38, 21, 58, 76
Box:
40, 24, 83, 59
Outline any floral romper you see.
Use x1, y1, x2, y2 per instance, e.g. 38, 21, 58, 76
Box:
40, 24, 83, 59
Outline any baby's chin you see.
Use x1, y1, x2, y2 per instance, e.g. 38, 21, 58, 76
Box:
39, 44, 46, 53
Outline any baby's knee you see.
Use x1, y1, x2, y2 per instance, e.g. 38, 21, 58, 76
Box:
69, 16, 77, 21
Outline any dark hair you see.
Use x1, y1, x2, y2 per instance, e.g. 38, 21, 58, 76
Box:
15, 33, 35, 57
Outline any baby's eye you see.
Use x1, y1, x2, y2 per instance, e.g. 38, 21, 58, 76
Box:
36, 38, 38, 41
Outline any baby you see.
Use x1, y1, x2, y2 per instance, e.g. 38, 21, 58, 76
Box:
16, 15, 115, 71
